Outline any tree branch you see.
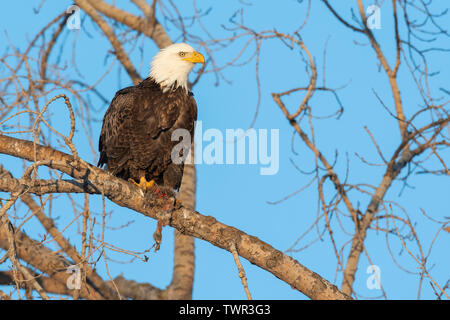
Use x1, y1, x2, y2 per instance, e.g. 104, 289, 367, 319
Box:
0, 222, 103, 299
0, 165, 118, 299
74, 0, 142, 85
166, 144, 196, 299
0, 134, 351, 300
82, 0, 172, 49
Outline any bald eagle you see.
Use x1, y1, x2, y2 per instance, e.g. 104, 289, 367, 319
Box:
98, 43, 204, 191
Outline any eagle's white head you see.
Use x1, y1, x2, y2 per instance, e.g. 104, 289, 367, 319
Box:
149, 43, 205, 92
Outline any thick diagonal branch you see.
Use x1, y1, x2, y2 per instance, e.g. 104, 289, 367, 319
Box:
0, 134, 350, 300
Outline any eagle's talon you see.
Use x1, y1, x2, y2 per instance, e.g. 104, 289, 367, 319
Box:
129, 177, 155, 192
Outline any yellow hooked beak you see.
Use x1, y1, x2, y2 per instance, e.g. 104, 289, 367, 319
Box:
183, 51, 205, 66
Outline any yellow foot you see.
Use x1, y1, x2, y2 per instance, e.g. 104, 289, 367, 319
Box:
129, 177, 155, 192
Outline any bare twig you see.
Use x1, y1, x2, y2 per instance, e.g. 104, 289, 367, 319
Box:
230, 242, 252, 300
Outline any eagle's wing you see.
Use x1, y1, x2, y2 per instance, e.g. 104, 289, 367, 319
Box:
98, 81, 180, 176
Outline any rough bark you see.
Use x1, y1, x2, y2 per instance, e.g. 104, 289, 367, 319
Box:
166, 145, 196, 299
0, 225, 103, 300
0, 134, 351, 300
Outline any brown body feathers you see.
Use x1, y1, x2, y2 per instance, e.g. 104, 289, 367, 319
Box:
98, 77, 197, 190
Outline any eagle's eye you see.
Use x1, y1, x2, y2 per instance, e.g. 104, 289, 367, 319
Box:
178, 52, 186, 57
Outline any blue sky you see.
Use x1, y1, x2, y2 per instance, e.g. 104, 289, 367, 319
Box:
0, 1, 449, 299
